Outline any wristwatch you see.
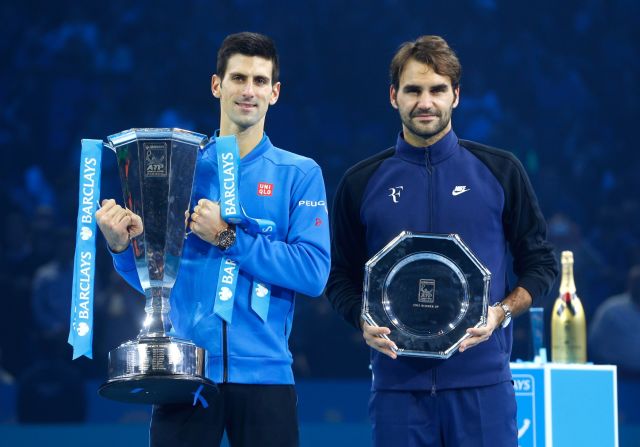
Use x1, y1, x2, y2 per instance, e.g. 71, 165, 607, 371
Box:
215, 225, 236, 250
492, 301, 512, 328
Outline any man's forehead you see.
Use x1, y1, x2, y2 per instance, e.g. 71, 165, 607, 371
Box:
225, 54, 273, 76
399, 59, 452, 87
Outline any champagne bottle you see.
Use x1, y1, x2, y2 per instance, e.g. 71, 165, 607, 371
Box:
551, 250, 587, 363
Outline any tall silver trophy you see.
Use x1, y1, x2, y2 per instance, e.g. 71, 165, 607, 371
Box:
98, 128, 216, 404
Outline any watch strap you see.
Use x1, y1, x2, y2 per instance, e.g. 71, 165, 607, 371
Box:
492, 301, 512, 328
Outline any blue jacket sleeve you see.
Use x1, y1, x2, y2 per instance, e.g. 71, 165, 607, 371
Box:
224, 165, 331, 297
111, 246, 144, 294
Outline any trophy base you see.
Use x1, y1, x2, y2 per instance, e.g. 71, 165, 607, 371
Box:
99, 375, 217, 405
99, 336, 216, 404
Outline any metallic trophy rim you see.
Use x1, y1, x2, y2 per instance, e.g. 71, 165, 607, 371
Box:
105, 127, 209, 148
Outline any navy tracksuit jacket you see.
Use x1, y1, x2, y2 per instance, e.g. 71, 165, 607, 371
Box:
326, 129, 557, 392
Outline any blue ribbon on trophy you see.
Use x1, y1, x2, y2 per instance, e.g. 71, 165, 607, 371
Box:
213, 135, 274, 323
68, 139, 102, 359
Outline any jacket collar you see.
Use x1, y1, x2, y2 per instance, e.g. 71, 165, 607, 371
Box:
395, 129, 458, 165
204, 130, 272, 165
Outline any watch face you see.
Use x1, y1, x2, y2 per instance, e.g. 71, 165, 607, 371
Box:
217, 228, 236, 249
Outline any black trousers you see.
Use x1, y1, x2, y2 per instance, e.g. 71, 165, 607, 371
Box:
150, 383, 299, 447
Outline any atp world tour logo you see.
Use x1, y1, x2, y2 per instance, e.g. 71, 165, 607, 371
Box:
144, 142, 167, 177
418, 279, 435, 303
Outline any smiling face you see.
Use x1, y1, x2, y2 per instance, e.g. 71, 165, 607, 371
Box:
211, 54, 280, 135
390, 58, 459, 147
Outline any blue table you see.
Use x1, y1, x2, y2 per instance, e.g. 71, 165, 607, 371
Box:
511, 363, 618, 447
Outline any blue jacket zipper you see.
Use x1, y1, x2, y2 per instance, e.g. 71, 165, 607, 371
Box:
426, 149, 437, 395
431, 368, 437, 396
425, 150, 434, 232
223, 321, 228, 382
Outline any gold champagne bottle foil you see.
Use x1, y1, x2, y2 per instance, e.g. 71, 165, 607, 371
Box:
551, 250, 587, 363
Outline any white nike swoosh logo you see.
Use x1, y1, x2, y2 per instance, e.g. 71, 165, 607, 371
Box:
452, 188, 470, 196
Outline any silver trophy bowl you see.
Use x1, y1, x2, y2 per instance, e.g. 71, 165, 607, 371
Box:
98, 128, 216, 404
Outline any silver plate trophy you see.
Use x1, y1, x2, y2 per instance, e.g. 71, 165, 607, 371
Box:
362, 232, 491, 358
98, 128, 216, 404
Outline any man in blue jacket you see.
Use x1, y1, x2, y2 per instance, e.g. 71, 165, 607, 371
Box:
326, 35, 557, 446
96, 32, 330, 447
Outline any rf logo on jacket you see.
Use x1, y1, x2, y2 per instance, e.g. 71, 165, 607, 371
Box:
388, 186, 404, 203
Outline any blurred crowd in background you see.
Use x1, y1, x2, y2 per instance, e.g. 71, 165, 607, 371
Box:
1, 0, 639, 425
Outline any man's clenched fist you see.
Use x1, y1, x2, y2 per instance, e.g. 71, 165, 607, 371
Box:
95, 199, 143, 253
188, 198, 229, 245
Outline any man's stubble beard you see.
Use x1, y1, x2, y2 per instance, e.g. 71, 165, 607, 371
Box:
401, 107, 452, 141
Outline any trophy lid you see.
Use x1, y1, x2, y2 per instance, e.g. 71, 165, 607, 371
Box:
105, 128, 209, 150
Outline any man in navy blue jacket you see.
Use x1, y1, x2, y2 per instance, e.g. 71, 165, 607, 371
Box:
96, 32, 330, 447
326, 35, 557, 446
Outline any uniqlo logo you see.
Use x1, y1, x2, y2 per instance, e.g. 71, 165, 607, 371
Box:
257, 182, 273, 196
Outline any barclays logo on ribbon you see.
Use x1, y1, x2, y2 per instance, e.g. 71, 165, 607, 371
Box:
213, 135, 273, 324
77, 322, 90, 336
221, 152, 237, 216
255, 283, 268, 298
219, 286, 233, 302
69, 139, 103, 360
80, 227, 93, 240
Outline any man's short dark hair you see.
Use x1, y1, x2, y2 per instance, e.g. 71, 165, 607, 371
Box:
217, 32, 279, 84
390, 35, 461, 91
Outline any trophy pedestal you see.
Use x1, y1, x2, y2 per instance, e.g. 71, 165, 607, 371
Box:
99, 337, 216, 405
